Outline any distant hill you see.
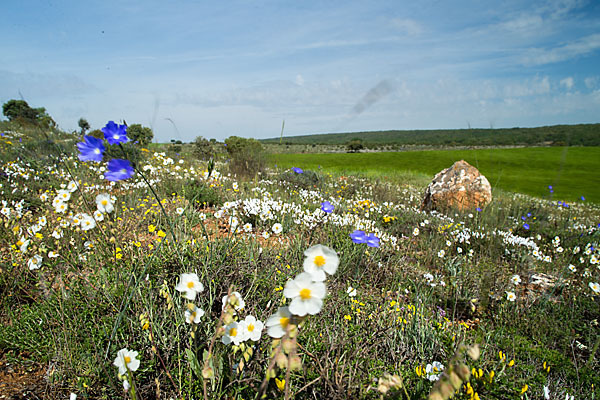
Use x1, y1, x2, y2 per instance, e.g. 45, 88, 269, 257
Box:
261, 123, 600, 147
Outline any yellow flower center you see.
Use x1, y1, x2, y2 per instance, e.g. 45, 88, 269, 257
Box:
229, 328, 238, 337
314, 255, 326, 267
124, 356, 131, 364
300, 288, 311, 300
248, 323, 255, 332
187, 281, 195, 289
279, 317, 289, 328
101, 200, 108, 206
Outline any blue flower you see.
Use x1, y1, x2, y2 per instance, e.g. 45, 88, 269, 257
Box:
563, 203, 569, 208
77, 135, 105, 162
521, 216, 527, 221
581, 196, 585, 201
476, 207, 482, 212
320, 201, 334, 213
350, 230, 367, 244
523, 223, 530, 230
102, 121, 129, 145
548, 185, 553, 190
527, 213, 531, 217
292, 167, 303, 174
366, 233, 380, 248
104, 159, 134, 181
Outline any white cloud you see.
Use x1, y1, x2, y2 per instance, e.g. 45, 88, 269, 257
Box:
391, 18, 423, 36
560, 77, 574, 90
295, 74, 304, 86
522, 33, 600, 66
584, 76, 598, 89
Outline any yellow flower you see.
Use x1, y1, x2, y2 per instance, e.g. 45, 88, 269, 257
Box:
508, 359, 515, 367
157, 230, 166, 238
275, 378, 285, 391
148, 224, 156, 233
520, 384, 528, 394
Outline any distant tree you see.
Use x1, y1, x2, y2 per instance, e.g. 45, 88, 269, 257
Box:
193, 136, 213, 160
347, 138, 364, 153
2, 99, 56, 128
78, 118, 90, 134
126, 124, 153, 146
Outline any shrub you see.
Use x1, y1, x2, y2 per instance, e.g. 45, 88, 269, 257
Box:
224, 136, 265, 178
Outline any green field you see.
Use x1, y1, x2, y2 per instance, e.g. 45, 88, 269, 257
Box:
270, 147, 600, 204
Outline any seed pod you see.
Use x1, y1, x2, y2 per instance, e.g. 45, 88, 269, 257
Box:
449, 371, 462, 390
456, 364, 471, 380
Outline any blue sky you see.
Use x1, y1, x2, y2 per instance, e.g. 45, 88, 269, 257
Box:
2, 0, 599, 142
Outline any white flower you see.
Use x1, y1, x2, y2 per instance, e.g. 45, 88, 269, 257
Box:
262, 231, 270, 239
347, 286, 357, 297
67, 180, 78, 192
113, 348, 140, 375
425, 361, 444, 381
303, 244, 339, 282
283, 272, 327, 316
28, 254, 43, 270
184, 304, 205, 324
71, 213, 83, 226
232, 182, 239, 190
240, 315, 264, 342
412, 227, 419, 236
56, 189, 71, 202
54, 201, 68, 214
222, 291, 245, 312
96, 193, 114, 213
590, 282, 600, 294
70, 393, 77, 400
272, 223, 283, 234
48, 250, 59, 258
80, 214, 96, 231
222, 322, 245, 345
93, 210, 104, 221
176, 207, 184, 215
123, 379, 130, 391
40, 192, 48, 202
437, 249, 445, 258
266, 306, 292, 338
423, 273, 434, 283
568, 264, 576, 273
243, 223, 253, 233
511, 274, 522, 285
506, 291, 516, 302
18, 237, 30, 253
544, 385, 550, 400
175, 273, 204, 300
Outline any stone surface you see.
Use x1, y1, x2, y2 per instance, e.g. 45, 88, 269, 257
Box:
421, 160, 492, 211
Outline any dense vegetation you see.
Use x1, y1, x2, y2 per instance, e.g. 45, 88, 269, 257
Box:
0, 122, 599, 400
262, 123, 600, 147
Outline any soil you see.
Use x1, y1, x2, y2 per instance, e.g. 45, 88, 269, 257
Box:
0, 352, 47, 399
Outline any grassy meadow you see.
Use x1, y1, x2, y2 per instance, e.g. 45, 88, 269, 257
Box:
1, 125, 599, 399
270, 147, 600, 204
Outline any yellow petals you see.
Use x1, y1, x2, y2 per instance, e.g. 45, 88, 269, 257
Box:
275, 378, 285, 391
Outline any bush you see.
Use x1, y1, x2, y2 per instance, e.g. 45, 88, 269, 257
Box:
193, 136, 214, 160
126, 124, 154, 146
224, 136, 265, 178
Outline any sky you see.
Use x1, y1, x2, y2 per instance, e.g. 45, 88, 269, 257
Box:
1, 0, 600, 142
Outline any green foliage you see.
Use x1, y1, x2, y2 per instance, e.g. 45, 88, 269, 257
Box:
87, 128, 104, 140
262, 123, 600, 147
78, 117, 90, 134
224, 136, 266, 178
277, 169, 321, 189
193, 136, 214, 160
347, 138, 364, 153
2, 99, 56, 129
126, 123, 154, 146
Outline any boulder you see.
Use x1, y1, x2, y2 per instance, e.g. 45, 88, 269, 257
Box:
421, 160, 492, 211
